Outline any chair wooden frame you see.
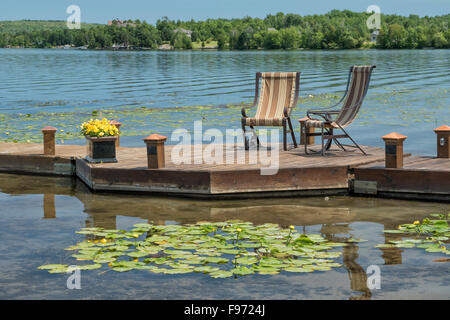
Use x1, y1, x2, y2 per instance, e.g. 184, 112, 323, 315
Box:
241, 72, 300, 151
303, 65, 376, 156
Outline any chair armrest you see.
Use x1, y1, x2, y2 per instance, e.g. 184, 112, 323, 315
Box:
307, 110, 340, 122
307, 110, 340, 115
241, 104, 258, 117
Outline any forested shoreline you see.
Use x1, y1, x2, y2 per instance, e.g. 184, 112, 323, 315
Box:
0, 10, 449, 50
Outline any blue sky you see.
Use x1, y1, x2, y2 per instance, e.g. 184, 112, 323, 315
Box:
0, 0, 449, 23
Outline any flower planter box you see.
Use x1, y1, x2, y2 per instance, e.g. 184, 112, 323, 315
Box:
85, 136, 118, 163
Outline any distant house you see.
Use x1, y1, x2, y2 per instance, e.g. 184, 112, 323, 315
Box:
174, 28, 193, 38
370, 30, 380, 42
111, 43, 130, 50
158, 43, 174, 50
107, 19, 136, 28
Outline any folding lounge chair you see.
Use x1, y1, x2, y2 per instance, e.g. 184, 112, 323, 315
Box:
241, 72, 300, 151
303, 65, 376, 155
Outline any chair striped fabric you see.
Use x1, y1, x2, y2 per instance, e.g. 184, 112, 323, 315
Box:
304, 65, 376, 155
242, 72, 300, 150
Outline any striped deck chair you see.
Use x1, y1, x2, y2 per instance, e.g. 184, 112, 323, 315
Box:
303, 65, 376, 155
241, 72, 300, 151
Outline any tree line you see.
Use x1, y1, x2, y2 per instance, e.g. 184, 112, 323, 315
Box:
0, 10, 449, 50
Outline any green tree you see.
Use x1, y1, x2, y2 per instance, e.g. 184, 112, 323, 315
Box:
432, 32, 448, 48
263, 30, 282, 49
172, 33, 192, 49
280, 27, 300, 49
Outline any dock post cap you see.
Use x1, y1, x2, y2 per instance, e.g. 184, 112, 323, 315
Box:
109, 120, 122, 127
382, 132, 407, 141
41, 126, 57, 133
143, 134, 167, 142
433, 125, 450, 133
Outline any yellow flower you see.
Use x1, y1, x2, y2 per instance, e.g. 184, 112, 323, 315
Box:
81, 118, 119, 137
133, 258, 139, 262
441, 246, 446, 250
100, 238, 107, 244
413, 221, 420, 225
289, 225, 295, 230
132, 233, 139, 238
236, 228, 242, 233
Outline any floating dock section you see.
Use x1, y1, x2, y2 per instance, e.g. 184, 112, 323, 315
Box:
0, 142, 448, 201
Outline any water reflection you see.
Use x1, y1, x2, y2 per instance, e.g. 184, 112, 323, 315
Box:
380, 224, 404, 266
42, 194, 56, 219
320, 224, 371, 300
0, 173, 449, 300
343, 243, 371, 300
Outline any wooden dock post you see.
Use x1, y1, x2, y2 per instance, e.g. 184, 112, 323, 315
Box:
109, 120, 122, 148
143, 134, 167, 169
41, 126, 57, 156
299, 117, 315, 145
434, 125, 450, 158
382, 132, 407, 168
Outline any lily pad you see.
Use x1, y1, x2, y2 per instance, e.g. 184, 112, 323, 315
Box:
209, 270, 234, 278
40, 220, 347, 278
112, 267, 133, 272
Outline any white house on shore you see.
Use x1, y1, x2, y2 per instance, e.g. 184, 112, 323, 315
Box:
370, 30, 380, 42
174, 28, 193, 38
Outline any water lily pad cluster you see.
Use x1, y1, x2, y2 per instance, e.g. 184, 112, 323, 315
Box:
4, 87, 448, 144
377, 214, 450, 254
38, 220, 347, 278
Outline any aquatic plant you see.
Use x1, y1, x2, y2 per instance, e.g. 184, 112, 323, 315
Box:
0, 87, 448, 144
38, 220, 348, 278
377, 213, 450, 255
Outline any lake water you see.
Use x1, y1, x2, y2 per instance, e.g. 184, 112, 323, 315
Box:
0, 49, 449, 300
0, 49, 448, 154
0, 173, 449, 300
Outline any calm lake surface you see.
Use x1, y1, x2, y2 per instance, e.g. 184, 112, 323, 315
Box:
0, 49, 448, 154
0, 49, 449, 300
0, 173, 449, 300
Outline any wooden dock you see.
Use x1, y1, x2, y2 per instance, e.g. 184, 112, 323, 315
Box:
75, 143, 385, 198
0, 142, 84, 176
0, 141, 448, 201
353, 155, 450, 202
